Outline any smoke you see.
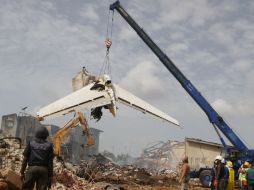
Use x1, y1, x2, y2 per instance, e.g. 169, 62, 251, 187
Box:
119, 61, 166, 99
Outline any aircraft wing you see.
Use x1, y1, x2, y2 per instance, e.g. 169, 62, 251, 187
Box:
37, 83, 112, 119
37, 82, 180, 127
114, 84, 180, 127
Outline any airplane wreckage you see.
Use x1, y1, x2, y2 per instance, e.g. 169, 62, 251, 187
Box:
37, 68, 180, 127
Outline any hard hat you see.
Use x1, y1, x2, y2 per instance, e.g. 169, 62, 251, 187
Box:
35, 126, 49, 139
243, 161, 250, 168
221, 159, 226, 164
215, 155, 223, 161
227, 161, 233, 168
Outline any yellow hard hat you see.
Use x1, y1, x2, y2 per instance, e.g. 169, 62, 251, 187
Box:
227, 161, 233, 168
243, 161, 250, 168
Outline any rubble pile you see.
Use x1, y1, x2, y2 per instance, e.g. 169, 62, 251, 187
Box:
52, 160, 97, 190
0, 139, 204, 190
0, 171, 8, 190
75, 154, 179, 187
0, 139, 23, 173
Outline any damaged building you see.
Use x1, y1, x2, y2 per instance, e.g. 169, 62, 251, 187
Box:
185, 138, 224, 169
135, 138, 224, 171
0, 113, 42, 144
0, 113, 102, 165
134, 140, 185, 170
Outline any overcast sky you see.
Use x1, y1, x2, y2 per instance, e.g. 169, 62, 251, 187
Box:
0, 0, 254, 157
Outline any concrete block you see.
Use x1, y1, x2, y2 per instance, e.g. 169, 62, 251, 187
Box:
6, 170, 22, 190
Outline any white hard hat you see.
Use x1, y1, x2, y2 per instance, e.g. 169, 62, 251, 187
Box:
215, 155, 223, 161
221, 159, 226, 164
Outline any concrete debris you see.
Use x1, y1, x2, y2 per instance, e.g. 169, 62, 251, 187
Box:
0, 171, 8, 190
53, 161, 92, 190
134, 140, 184, 171
74, 154, 178, 186
101, 151, 134, 166
0, 141, 23, 173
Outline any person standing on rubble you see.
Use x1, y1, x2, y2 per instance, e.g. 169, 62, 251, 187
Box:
179, 156, 190, 190
20, 126, 54, 190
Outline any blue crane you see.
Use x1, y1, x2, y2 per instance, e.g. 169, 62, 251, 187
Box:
110, 0, 254, 186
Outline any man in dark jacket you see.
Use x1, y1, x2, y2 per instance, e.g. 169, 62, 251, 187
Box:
20, 126, 54, 190
213, 155, 229, 190
218, 159, 229, 190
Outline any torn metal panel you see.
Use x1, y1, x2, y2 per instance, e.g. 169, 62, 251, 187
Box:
72, 67, 98, 91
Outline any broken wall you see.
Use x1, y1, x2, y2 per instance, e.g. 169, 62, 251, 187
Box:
1, 114, 41, 144
1, 114, 18, 137
16, 115, 41, 144
185, 138, 223, 169
135, 138, 225, 171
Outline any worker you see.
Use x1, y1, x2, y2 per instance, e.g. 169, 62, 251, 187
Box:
213, 155, 229, 190
239, 161, 250, 190
226, 161, 234, 190
20, 126, 54, 190
210, 161, 216, 190
220, 159, 229, 190
246, 161, 254, 190
212, 155, 222, 190
179, 156, 190, 190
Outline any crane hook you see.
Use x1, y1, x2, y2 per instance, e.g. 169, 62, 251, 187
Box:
105, 38, 112, 53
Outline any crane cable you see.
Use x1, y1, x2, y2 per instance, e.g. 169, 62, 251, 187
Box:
99, 9, 114, 76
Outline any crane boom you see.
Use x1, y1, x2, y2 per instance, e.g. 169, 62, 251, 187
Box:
110, 1, 254, 157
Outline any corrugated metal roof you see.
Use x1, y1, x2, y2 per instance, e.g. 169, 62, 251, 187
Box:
185, 137, 224, 147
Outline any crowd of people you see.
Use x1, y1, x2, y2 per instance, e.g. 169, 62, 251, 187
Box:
179, 155, 254, 190
210, 155, 254, 190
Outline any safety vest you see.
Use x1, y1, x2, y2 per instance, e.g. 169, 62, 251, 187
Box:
228, 167, 234, 183
239, 168, 249, 185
